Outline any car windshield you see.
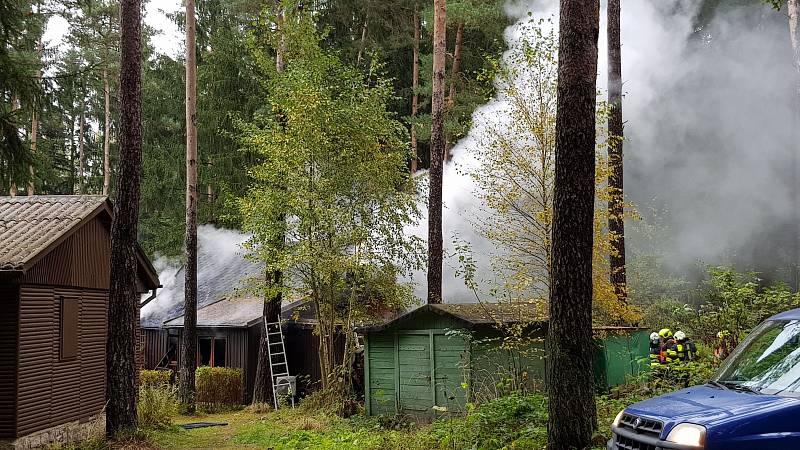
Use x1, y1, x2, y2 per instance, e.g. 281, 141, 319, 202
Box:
714, 319, 800, 397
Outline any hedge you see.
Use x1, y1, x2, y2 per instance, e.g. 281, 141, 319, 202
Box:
196, 366, 244, 411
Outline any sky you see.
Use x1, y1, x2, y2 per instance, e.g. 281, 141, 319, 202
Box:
43, 0, 183, 58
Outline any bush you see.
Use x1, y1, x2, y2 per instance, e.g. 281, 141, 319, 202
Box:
423, 393, 548, 449
196, 366, 244, 411
138, 384, 179, 429
140, 369, 172, 387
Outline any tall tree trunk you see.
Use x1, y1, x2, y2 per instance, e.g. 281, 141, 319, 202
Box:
427, 0, 446, 305
9, 95, 19, 197
106, 0, 142, 437
28, 39, 42, 196
356, 18, 368, 65
443, 22, 463, 162
103, 68, 111, 196
78, 98, 86, 195
789, 0, 800, 290
179, 0, 198, 413
253, 9, 287, 405
28, 109, 37, 195
546, 0, 599, 448
411, 4, 420, 174
446, 22, 463, 108
607, 0, 626, 306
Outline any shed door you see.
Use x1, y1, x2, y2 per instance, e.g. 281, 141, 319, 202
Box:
433, 333, 468, 412
398, 333, 432, 414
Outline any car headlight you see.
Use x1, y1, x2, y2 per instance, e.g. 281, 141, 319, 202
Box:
612, 410, 624, 428
666, 423, 706, 447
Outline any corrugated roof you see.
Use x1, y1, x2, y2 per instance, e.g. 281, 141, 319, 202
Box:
163, 297, 318, 328
0, 195, 109, 271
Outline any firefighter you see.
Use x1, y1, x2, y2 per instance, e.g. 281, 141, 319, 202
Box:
659, 328, 676, 364
649, 332, 662, 368
715, 330, 733, 360
671, 331, 697, 362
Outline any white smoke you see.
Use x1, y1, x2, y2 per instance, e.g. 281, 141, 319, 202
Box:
140, 225, 260, 326
410, 0, 797, 301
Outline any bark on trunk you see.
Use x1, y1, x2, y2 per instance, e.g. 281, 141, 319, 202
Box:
607, 0, 627, 306
78, 99, 86, 194
446, 22, 463, 109
411, 4, 420, 174
427, 0, 446, 305
9, 95, 18, 196
103, 68, 111, 196
28, 109, 37, 195
178, 0, 199, 413
546, 0, 599, 448
106, 0, 142, 437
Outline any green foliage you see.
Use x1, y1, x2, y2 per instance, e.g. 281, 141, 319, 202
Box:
195, 366, 244, 411
239, 9, 423, 394
139, 369, 173, 387
690, 267, 800, 345
138, 384, 180, 429
426, 393, 548, 449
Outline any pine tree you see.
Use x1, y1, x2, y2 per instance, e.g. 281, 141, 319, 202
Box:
428, 0, 446, 304
546, 0, 600, 447
607, 0, 627, 305
178, 0, 199, 413
106, 0, 142, 437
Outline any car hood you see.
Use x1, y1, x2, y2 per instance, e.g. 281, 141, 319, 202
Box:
625, 385, 797, 430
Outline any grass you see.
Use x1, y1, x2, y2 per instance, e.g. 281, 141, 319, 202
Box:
143, 408, 430, 450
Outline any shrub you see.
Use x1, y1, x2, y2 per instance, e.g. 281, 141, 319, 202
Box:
140, 369, 172, 387
138, 384, 179, 429
196, 366, 244, 411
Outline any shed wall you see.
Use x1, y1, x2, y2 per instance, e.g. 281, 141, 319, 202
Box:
16, 285, 108, 437
142, 328, 169, 369
0, 282, 19, 438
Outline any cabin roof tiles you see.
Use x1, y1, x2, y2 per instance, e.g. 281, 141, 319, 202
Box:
0, 195, 159, 288
0, 195, 107, 271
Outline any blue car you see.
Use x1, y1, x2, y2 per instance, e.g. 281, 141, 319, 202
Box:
608, 308, 800, 450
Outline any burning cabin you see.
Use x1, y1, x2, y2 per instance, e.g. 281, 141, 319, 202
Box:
0, 196, 160, 448
141, 297, 325, 403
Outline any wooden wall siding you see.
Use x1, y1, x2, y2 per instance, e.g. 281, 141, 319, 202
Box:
470, 328, 546, 398
142, 328, 169, 369
433, 333, 467, 412
366, 333, 396, 415
0, 282, 20, 438
17, 285, 55, 436
23, 216, 111, 290
80, 290, 107, 418
16, 285, 108, 437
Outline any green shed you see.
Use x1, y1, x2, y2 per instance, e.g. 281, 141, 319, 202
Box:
360, 303, 649, 417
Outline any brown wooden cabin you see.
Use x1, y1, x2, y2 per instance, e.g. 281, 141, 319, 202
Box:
141, 297, 326, 403
0, 196, 160, 448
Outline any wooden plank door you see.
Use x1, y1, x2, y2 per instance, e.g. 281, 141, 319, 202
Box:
397, 333, 432, 415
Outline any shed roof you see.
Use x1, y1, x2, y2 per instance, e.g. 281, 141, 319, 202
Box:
0, 195, 159, 288
162, 297, 317, 328
362, 302, 548, 332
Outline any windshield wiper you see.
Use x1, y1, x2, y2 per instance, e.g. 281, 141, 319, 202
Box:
707, 380, 730, 390
719, 381, 762, 395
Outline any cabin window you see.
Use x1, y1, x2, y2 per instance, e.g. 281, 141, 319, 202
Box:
198, 337, 226, 367
60, 296, 79, 360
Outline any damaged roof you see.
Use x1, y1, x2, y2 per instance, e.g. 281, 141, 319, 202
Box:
362, 302, 548, 332
162, 297, 317, 328
0, 195, 159, 288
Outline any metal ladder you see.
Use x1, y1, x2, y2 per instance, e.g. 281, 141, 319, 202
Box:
265, 319, 294, 409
